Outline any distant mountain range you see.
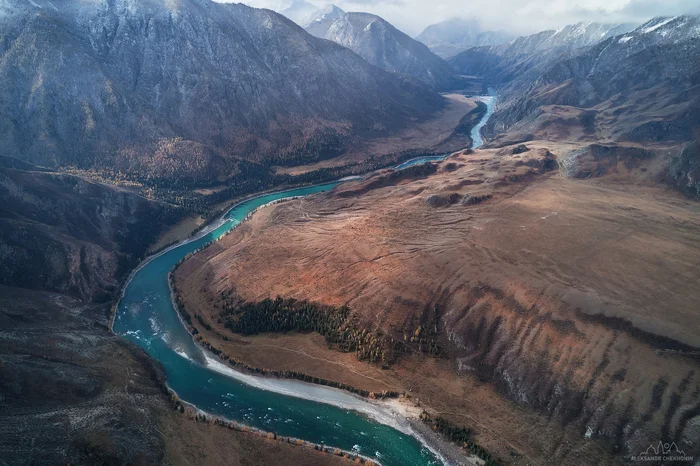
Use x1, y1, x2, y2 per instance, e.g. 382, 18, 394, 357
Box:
305, 8, 464, 90
0, 0, 443, 185
479, 16, 700, 144
449, 21, 637, 83
415, 18, 513, 58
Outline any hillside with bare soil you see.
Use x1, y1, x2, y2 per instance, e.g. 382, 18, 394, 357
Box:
175, 141, 700, 465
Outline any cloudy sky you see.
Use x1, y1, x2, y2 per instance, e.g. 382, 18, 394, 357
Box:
236, 0, 700, 36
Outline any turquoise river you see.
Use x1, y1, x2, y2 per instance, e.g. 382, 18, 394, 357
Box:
113, 91, 498, 466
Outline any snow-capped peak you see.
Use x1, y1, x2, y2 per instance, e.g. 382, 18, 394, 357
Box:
308, 4, 344, 25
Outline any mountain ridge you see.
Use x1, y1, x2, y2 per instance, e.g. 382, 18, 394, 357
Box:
0, 0, 444, 185
482, 15, 700, 150
449, 20, 637, 83
306, 10, 465, 90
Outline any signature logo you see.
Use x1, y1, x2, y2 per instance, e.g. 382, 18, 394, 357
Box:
631, 441, 694, 463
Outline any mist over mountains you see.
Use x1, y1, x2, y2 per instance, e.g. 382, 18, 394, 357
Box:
415, 17, 513, 58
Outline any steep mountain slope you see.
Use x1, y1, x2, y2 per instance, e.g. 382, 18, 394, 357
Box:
0, 0, 443, 184
0, 160, 180, 301
449, 21, 636, 84
0, 160, 174, 463
484, 16, 700, 146
306, 11, 464, 90
415, 18, 512, 58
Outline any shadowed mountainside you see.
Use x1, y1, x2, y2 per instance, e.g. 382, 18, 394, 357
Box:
483, 16, 700, 147
0, 161, 181, 301
0, 0, 443, 185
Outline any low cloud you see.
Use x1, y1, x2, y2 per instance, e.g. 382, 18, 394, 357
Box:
233, 0, 700, 36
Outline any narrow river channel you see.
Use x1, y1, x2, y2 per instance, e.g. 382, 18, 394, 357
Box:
113, 91, 497, 466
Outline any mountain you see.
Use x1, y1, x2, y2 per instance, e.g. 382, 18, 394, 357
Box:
0, 0, 443, 185
0, 159, 181, 301
305, 4, 345, 32
280, 0, 319, 26
305, 11, 465, 90
415, 18, 513, 58
483, 16, 700, 146
449, 21, 636, 84
0, 157, 174, 461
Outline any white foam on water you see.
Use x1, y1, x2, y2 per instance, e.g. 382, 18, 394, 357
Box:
202, 353, 450, 465
149, 316, 161, 335
174, 348, 194, 362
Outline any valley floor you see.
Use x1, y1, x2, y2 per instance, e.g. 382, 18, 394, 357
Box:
275, 94, 479, 176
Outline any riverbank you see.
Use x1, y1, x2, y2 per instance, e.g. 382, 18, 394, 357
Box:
148, 214, 206, 254
114, 181, 450, 466
169, 197, 490, 466
112, 92, 504, 466
163, 200, 467, 465
199, 351, 472, 466
162, 402, 359, 466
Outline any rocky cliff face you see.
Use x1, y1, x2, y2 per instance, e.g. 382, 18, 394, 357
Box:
670, 138, 700, 197
0, 0, 443, 184
0, 160, 180, 301
306, 11, 465, 90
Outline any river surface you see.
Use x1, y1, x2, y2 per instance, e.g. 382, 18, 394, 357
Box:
114, 184, 444, 466
394, 89, 497, 170
114, 92, 498, 466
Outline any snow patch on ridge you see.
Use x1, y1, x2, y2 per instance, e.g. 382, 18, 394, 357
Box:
642, 17, 676, 34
